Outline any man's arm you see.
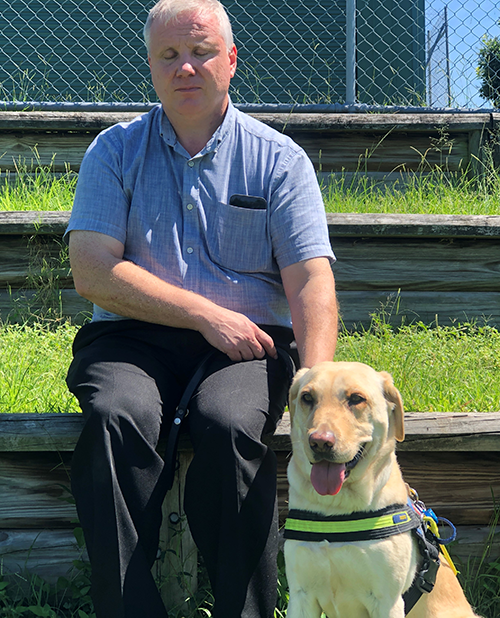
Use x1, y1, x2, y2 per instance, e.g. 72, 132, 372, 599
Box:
69, 230, 277, 362
281, 257, 338, 368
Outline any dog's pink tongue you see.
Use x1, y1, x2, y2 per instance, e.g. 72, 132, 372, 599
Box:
311, 461, 346, 496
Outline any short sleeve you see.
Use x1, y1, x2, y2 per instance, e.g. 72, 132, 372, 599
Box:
269, 148, 335, 270
64, 129, 130, 245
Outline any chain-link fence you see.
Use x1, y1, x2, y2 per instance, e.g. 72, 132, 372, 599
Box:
0, 0, 499, 109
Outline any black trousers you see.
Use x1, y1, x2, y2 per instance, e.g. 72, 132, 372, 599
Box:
67, 319, 296, 618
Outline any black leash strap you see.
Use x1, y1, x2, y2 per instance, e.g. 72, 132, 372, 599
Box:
163, 350, 216, 491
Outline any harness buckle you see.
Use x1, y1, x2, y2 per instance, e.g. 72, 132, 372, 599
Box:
415, 554, 440, 594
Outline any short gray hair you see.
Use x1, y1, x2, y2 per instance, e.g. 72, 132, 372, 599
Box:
143, 0, 234, 52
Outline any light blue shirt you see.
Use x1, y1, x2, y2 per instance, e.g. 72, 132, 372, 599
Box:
65, 102, 335, 327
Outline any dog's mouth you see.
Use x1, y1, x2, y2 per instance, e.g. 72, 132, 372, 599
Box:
310, 445, 366, 496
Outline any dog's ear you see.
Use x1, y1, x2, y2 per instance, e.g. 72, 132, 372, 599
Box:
288, 368, 310, 418
380, 371, 405, 442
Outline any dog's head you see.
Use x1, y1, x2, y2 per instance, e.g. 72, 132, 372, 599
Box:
288, 361, 404, 496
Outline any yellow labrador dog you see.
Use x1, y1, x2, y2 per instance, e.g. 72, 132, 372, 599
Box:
284, 361, 480, 618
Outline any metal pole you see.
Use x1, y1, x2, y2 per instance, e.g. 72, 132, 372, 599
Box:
427, 30, 432, 107
444, 5, 451, 106
346, 0, 356, 104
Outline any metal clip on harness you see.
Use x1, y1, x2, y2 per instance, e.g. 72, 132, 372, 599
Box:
403, 487, 459, 615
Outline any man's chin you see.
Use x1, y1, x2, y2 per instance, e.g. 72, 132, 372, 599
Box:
163, 95, 228, 123
165, 96, 206, 115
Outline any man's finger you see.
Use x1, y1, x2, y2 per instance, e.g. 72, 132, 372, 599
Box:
256, 329, 277, 359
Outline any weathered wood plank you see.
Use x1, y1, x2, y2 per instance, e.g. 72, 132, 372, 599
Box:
0, 111, 141, 130
398, 412, 500, 451
271, 413, 500, 452
0, 414, 83, 452
0, 452, 75, 528
2, 214, 500, 327
0, 133, 95, 172
332, 237, 500, 291
2, 212, 500, 239
4, 236, 500, 293
336, 290, 500, 330
447, 525, 500, 563
2, 412, 500, 453
0, 112, 489, 174
0, 288, 92, 324
156, 451, 198, 611
0, 235, 72, 287
0, 212, 70, 235
0, 529, 86, 582
1, 412, 498, 587
327, 213, 500, 238
0, 111, 490, 133
2, 525, 495, 588
287, 131, 469, 173
250, 113, 493, 133
397, 451, 500, 526
0, 130, 468, 173
4, 273, 500, 328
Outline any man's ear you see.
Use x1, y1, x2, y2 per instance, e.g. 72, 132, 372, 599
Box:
228, 44, 237, 78
380, 371, 405, 442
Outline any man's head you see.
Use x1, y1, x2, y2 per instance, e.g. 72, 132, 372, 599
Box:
144, 0, 234, 53
145, 0, 237, 135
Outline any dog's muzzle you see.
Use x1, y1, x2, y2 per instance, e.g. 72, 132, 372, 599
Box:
309, 445, 367, 496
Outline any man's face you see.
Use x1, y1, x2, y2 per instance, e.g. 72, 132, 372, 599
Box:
147, 10, 237, 125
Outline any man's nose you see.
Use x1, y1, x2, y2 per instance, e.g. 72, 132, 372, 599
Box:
177, 56, 196, 76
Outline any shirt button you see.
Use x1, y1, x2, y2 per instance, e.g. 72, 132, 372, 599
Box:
186, 247, 194, 254
186, 203, 194, 210
187, 160, 194, 167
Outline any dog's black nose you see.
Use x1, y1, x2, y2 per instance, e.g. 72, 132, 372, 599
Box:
309, 431, 335, 453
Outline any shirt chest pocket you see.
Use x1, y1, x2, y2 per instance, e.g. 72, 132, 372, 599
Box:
206, 201, 273, 273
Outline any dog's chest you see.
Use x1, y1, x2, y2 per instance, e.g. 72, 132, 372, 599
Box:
285, 534, 416, 617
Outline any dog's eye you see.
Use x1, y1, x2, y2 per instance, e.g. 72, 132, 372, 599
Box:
301, 392, 314, 405
348, 393, 366, 406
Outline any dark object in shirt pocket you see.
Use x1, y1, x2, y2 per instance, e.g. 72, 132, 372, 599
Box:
229, 194, 267, 210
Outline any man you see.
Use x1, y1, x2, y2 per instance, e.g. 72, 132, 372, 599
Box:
65, 0, 338, 616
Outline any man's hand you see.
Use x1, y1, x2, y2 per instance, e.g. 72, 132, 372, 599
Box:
197, 309, 277, 362
69, 230, 276, 362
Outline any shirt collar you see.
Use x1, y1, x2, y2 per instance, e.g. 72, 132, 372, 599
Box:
158, 98, 236, 157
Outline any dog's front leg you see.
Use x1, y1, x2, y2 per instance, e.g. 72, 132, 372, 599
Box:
287, 589, 324, 618
285, 541, 325, 618
369, 595, 405, 618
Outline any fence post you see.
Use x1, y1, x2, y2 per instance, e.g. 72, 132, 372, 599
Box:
345, 0, 357, 104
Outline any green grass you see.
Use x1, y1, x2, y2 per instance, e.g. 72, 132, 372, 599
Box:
323, 168, 500, 215
336, 315, 500, 413
2, 154, 500, 215
0, 564, 95, 618
1, 316, 499, 415
455, 506, 500, 618
0, 321, 78, 414
0, 156, 77, 212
